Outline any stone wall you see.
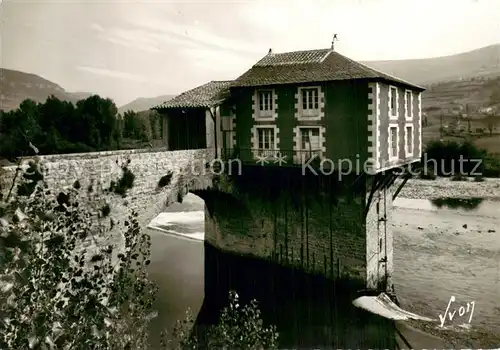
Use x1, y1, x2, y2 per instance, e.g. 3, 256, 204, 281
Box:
202, 166, 394, 290
1, 148, 214, 245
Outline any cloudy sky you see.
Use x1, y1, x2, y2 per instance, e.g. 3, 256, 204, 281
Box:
2, 0, 499, 106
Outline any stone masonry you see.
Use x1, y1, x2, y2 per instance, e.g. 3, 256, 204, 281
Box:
1, 148, 214, 251
203, 166, 394, 292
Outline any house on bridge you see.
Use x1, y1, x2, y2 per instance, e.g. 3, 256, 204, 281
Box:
155, 46, 425, 174
151, 46, 429, 308
229, 47, 425, 172
152, 80, 233, 156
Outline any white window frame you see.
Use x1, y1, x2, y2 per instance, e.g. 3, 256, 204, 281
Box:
297, 86, 322, 120
389, 85, 399, 121
294, 126, 326, 163
252, 125, 279, 159
404, 123, 413, 157
388, 123, 399, 161
298, 126, 322, 151
255, 89, 276, 120
404, 89, 413, 122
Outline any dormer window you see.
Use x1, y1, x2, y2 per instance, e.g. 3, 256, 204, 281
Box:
257, 89, 274, 118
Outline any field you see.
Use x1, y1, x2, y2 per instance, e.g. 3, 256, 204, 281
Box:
423, 123, 500, 155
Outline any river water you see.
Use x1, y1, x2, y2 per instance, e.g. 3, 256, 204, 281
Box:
146, 194, 500, 348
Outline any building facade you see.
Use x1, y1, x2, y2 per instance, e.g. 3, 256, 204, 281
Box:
226, 48, 424, 173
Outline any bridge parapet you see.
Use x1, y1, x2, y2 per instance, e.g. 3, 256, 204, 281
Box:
1, 148, 215, 249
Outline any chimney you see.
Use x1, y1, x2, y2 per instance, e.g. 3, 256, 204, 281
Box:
268, 48, 272, 54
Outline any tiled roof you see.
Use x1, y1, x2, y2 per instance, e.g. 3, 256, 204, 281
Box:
232, 49, 425, 91
153, 80, 233, 110
254, 49, 331, 66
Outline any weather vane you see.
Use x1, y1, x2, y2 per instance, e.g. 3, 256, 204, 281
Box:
331, 34, 338, 50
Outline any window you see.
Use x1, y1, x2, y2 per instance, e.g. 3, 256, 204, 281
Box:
300, 128, 321, 150
258, 90, 273, 111
390, 126, 398, 159
406, 125, 413, 155
390, 86, 397, 117
257, 127, 275, 150
302, 88, 319, 110
406, 91, 412, 119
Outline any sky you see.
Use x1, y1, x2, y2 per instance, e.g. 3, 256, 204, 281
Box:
1, 0, 499, 106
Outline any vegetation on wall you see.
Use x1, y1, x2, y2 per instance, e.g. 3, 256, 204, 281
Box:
109, 159, 135, 197
0, 146, 279, 349
157, 172, 173, 189
0, 95, 163, 160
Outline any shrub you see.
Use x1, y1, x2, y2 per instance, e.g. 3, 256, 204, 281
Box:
0, 158, 157, 349
109, 159, 135, 196
162, 291, 279, 350
474, 175, 485, 182
451, 173, 468, 181
0, 149, 279, 349
206, 291, 279, 349
418, 166, 437, 180
158, 172, 173, 188
101, 203, 111, 217
424, 140, 489, 176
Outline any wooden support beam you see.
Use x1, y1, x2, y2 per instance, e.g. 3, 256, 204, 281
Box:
364, 171, 393, 218
392, 175, 410, 201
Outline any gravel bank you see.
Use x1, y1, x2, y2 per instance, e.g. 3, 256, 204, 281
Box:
397, 177, 500, 200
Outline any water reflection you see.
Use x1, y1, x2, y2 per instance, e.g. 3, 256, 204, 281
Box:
193, 242, 397, 349
431, 197, 484, 210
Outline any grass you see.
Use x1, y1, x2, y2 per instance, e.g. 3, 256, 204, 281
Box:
423, 125, 500, 156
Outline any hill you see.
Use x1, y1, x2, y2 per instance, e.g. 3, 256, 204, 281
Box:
118, 94, 176, 113
422, 76, 500, 114
0, 68, 93, 112
362, 44, 500, 86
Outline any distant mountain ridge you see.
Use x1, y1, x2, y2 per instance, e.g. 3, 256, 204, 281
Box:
0, 68, 93, 112
361, 44, 500, 86
2, 44, 499, 113
117, 95, 176, 113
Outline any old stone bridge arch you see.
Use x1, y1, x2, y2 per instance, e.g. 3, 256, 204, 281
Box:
1, 148, 216, 247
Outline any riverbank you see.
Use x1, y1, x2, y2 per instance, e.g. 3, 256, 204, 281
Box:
392, 202, 500, 348
397, 177, 500, 199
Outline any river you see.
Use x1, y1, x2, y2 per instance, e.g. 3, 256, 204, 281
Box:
146, 194, 500, 348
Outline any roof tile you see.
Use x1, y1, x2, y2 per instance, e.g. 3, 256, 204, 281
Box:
232, 49, 425, 90
153, 80, 232, 109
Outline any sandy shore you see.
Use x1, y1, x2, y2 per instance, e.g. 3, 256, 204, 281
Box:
393, 201, 500, 348
397, 177, 500, 199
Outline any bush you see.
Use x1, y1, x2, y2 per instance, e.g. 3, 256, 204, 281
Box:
0, 150, 278, 349
418, 166, 437, 180
163, 291, 279, 349
451, 173, 468, 181
158, 172, 173, 188
206, 291, 279, 349
474, 175, 485, 182
423, 140, 496, 177
483, 156, 500, 177
109, 159, 135, 196
0, 160, 157, 349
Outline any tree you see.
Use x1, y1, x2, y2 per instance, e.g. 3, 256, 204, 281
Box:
122, 110, 140, 139
75, 95, 119, 149
148, 110, 162, 140
0, 151, 279, 349
0, 99, 43, 159
481, 114, 500, 136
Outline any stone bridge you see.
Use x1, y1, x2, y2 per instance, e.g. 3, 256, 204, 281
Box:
0, 148, 215, 244
1, 147, 402, 348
